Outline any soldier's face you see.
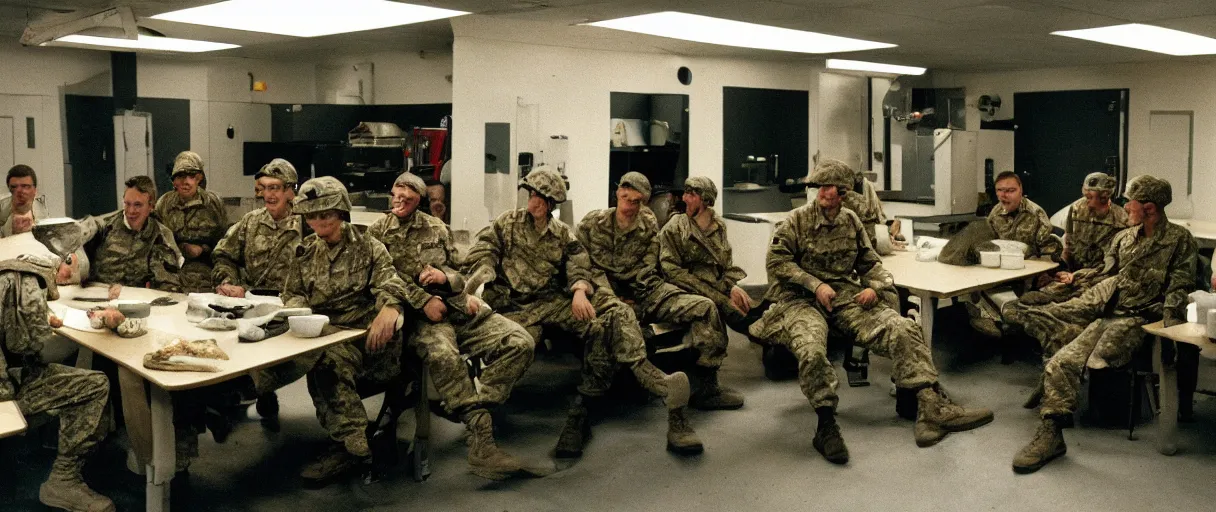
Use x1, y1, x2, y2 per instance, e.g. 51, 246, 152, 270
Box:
616, 187, 645, 221
1124, 199, 1144, 225
7, 176, 35, 207
391, 185, 422, 218
816, 185, 843, 210
254, 182, 265, 200
427, 184, 447, 221
173, 172, 202, 199
1083, 189, 1109, 209
995, 178, 1022, 209
682, 191, 704, 217
123, 188, 154, 231
258, 177, 293, 220
304, 210, 343, 242
527, 191, 550, 221
56, 253, 79, 285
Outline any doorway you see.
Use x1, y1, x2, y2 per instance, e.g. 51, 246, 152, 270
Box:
1013, 89, 1128, 215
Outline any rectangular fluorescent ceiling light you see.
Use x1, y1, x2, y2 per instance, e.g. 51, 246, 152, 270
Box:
1051, 23, 1216, 56
827, 59, 925, 75
152, 0, 469, 38
51, 34, 239, 53
586, 12, 894, 54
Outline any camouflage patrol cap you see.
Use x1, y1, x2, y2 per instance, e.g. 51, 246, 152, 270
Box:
1082, 172, 1117, 194
618, 172, 652, 200
519, 166, 567, 204
683, 176, 718, 205
293, 176, 352, 215
255, 158, 299, 185
392, 171, 427, 196
171, 151, 205, 178
808, 158, 854, 192
1123, 174, 1172, 207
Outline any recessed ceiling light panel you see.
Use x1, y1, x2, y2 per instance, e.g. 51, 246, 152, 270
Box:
50, 34, 239, 53
152, 0, 469, 38
826, 59, 925, 75
1051, 23, 1216, 56
586, 11, 895, 54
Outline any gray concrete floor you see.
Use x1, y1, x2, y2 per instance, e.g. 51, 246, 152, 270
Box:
4, 324, 1216, 512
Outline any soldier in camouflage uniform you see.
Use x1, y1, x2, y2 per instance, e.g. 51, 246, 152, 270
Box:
282, 177, 412, 486
1, 228, 114, 512
463, 167, 699, 458
78, 175, 183, 297
1011, 174, 1197, 474
579, 172, 743, 410
987, 171, 1063, 259
155, 151, 229, 292
659, 177, 759, 336
212, 158, 303, 430
367, 172, 537, 480
748, 161, 994, 465
2, 164, 50, 237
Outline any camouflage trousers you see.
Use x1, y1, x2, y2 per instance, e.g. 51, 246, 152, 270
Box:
306, 335, 403, 446
749, 293, 938, 410
15, 363, 110, 473
412, 298, 535, 415
1010, 270, 1104, 309
636, 292, 728, 368
1040, 314, 1147, 418
498, 292, 647, 397
179, 260, 216, 294
1003, 278, 1116, 360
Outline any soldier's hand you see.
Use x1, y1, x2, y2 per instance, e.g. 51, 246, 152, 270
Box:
419, 265, 447, 286
465, 295, 481, 315
216, 284, 246, 298
730, 286, 751, 314
854, 288, 878, 308
1055, 271, 1074, 285
815, 283, 836, 312
49, 314, 63, 329
12, 212, 33, 234
182, 243, 204, 259
367, 307, 399, 352
423, 296, 447, 322
108, 284, 122, 300
572, 289, 597, 321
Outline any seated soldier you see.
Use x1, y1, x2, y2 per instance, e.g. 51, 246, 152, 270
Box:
1, 164, 50, 236
282, 177, 410, 487
156, 151, 229, 293
212, 159, 303, 429
78, 175, 183, 298
1005, 172, 1128, 408
2, 225, 113, 511
748, 161, 993, 465
1009, 175, 1197, 473
462, 167, 699, 459
367, 171, 537, 480
579, 172, 742, 410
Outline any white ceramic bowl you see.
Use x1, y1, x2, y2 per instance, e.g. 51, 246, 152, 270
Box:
1000, 251, 1025, 270
979, 251, 1001, 268
289, 315, 329, 338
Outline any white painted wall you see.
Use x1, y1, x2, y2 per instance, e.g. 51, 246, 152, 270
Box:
818, 72, 868, 173
936, 60, 1216, 221
449, 26, 820, 233
319, 51, 453, 105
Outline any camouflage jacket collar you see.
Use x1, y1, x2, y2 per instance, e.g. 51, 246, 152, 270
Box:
996, 197, 1030, 217
321, 223, 359, 262
1131, 217, 1179, 247
809, 205, 846, 230
113, 211, 161, 241
256, 207, 299, 230
598, 207, 646, 235
522, 209, 562, 239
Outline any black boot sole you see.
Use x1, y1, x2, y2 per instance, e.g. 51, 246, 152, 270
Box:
666, 442, 704, 455
1012, 447, 1066, 474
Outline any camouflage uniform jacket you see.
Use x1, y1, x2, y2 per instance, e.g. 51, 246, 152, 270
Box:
81, 211, 183, 292
0, 256, 59, 400
1063, 198, 1128, 272
762, 204, 894, 304
578, 207, 682, 305
1090, 221, 1197, 326
658, 211, 746, 306
463, 209, 596, 309
986, 197, 1062, 260
843, 181, 885, 249
366, 211, 477, 321
212, 208, 303, 292
155, 189, 229, 262
281, 223, 409, 328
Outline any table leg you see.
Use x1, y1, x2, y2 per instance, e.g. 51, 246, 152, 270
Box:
1153, 335, 1178, 456
916, 292, 936, 349
74, 347, 94, 369
412, 364, 431, 482
146, 386, 175, 512
118, 368, 152, 471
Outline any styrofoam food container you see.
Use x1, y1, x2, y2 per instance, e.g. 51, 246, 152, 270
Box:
1000, 251, 1025, 270
289, 315, 329, 338
979, 251, 1001, 268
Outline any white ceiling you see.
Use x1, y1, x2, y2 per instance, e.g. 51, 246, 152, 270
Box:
4, 0, 1216, 70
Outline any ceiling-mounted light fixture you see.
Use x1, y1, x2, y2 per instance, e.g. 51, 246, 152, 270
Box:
826, 59, 926, 75
47, 33, 239, 53
1052, 23, 1216, 56
152, 0, 469, 38
585, 12, 894, 54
